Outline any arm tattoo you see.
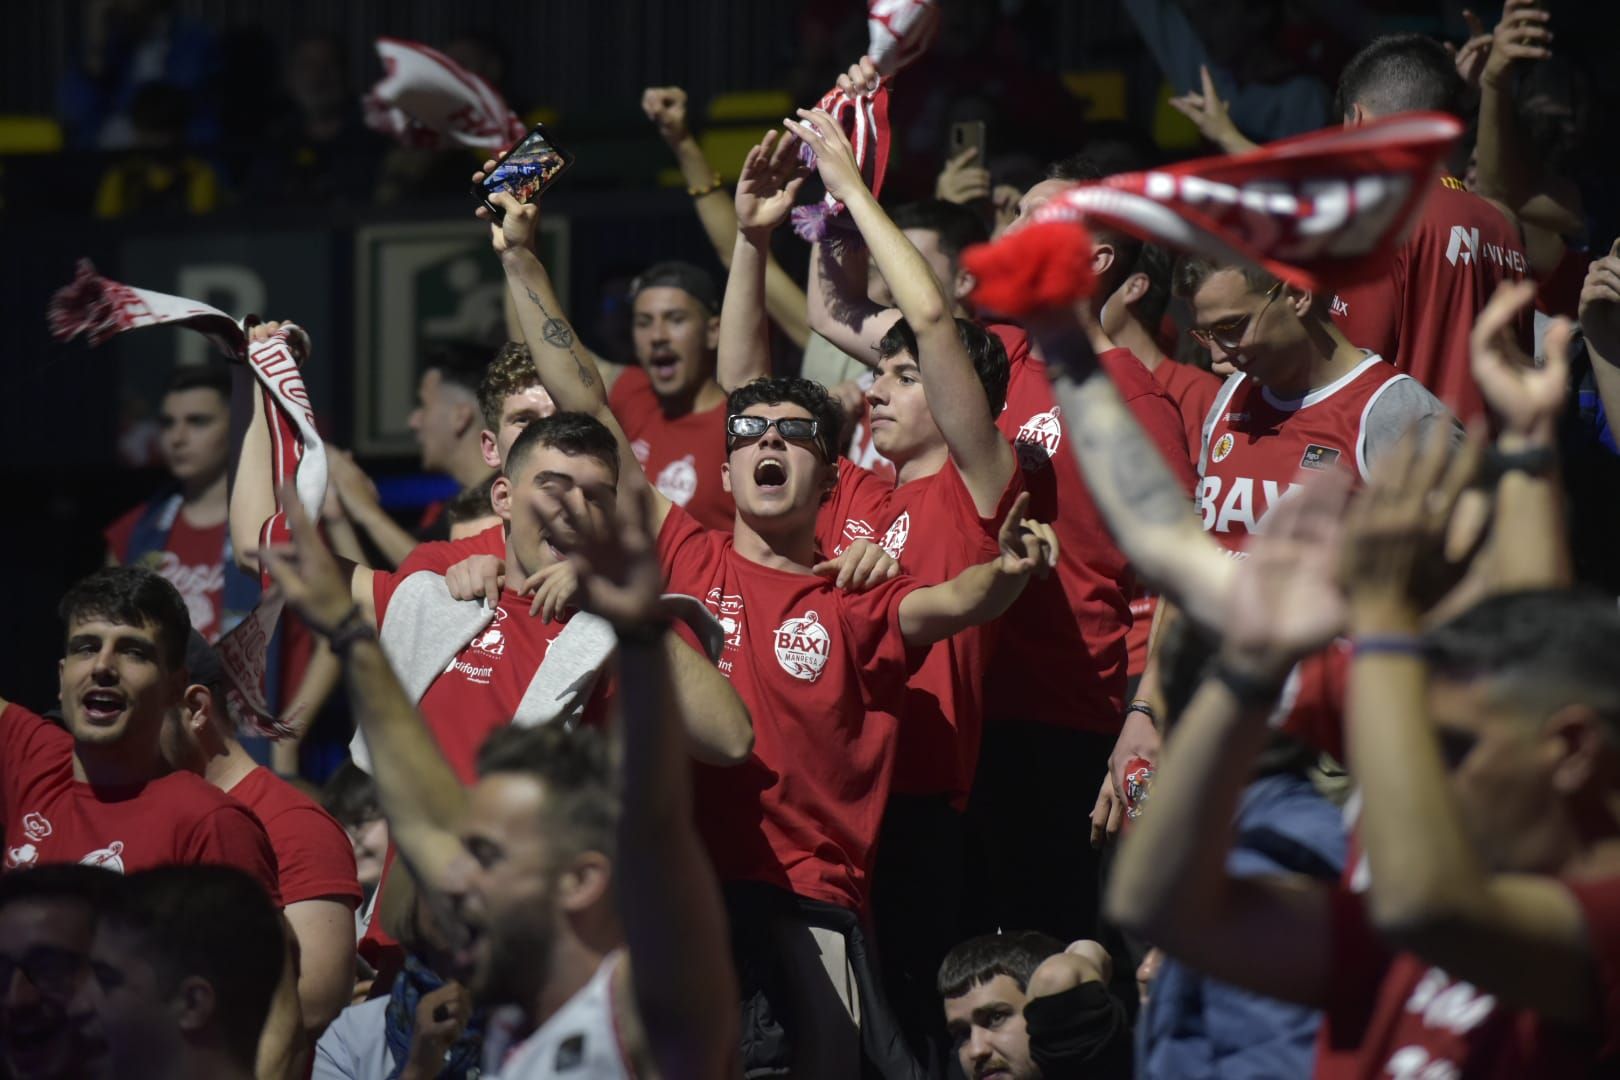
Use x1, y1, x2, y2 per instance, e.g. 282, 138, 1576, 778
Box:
1062, 375, 1191, 527
525, 286, 596, 389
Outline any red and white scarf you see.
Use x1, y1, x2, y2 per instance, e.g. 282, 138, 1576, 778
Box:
48, 260, 326, 739
792, 83, 892, 243
868, 0, 940, 77
363, 37, 526, 151
963, 113, 1465, 317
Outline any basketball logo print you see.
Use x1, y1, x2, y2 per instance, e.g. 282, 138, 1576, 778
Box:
1211, 433, 1235, 463
773, 610, 832, 682
880, 511, 910, 560
656, 455, 699, 506
1014, 407, 1063, 469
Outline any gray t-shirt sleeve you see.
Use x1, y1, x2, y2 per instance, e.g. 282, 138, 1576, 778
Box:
1360, 377, 1462, 477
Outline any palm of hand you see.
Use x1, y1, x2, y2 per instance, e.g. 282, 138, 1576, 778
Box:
1225, 538, 1345, 663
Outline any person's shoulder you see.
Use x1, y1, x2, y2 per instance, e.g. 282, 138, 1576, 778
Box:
1100, 347, 1171, 400
608, 363, 655, 413
398, 524, 505, 576
1422, 179, 1519, 236
231, 766, 339, 830
102, 501, 150, 558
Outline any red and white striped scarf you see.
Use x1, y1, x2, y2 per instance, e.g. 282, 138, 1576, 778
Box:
48, 260, 326, 739
364, 37, 526, 151
963, 113, 1465, 317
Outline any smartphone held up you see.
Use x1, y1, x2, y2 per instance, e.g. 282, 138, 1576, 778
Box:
475, 122, 575, 219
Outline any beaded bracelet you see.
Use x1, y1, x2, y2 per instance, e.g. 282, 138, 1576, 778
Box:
688, 173, 724, 198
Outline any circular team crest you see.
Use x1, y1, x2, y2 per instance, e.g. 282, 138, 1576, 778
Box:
80, 841, 126, 874
656, 455, 699, 506
774, 610, 832, 682
1211, 432, 1235, 463
880, 511, 910, 560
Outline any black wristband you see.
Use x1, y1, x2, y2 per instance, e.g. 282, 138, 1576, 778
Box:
1210, 659, 1286, 709
615, 618, 671, 648
326, 605, 376, 656
1485, 443, 1557, 480
1123, 700, 1156, 724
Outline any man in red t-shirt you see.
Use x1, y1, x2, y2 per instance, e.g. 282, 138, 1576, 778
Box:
163, 631, 360, 1042
495, 177, 1057, 1075
1105, 397, 1620, 1078
606, 263, 737, 531
105, 364, 256, 644
1329, 33, 1532, 422
0, 568, 279, 904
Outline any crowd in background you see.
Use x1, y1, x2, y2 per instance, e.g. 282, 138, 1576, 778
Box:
6, 0, 1620, 1078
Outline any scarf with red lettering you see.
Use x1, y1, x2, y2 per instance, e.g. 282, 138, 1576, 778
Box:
48, 260, 325, 739
364, 37, 526, 151
868, 0, 940, 77
962, 113, 1465, 318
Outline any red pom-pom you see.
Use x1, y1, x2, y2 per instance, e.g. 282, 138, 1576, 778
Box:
961, 221, 1098, 319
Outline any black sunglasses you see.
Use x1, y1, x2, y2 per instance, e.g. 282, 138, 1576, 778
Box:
0, 945, 88, 1000
726, 414, 825, 455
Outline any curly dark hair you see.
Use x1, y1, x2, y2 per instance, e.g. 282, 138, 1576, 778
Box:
477, 341, 544, 432
59, 567, 190, 670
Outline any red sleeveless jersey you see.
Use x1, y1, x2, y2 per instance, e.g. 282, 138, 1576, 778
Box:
1199, 355, 1408, 549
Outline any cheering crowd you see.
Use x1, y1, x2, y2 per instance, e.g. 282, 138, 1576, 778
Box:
8, 2, 1620, 1078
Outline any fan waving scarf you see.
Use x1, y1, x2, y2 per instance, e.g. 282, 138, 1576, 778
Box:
963, 113, 1465, 318
48, 260, 326, 739
792, 0, 940, 243
364, 37, 526, 151
868, 0, 940, 77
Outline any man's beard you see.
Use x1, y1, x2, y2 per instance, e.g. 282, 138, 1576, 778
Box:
474, 890, 558, 1012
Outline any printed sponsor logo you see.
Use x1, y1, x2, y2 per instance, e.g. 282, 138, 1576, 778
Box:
80, 841, 126, 874
1299, 444, 1341, 470
1014, 407, 1064, 467
773, 611, 832, 682
1210, 432, 1235, 462
22, 812, 52, 843
705, 588, 745, 648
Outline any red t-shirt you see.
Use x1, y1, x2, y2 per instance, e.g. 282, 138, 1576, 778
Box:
1126, 359, 1223, 675
105, 504, 230, 643
609, 365, 735, 532
1331, 178, 1530, 423
371, 562, 615, 783
394, 523, 507, 573
987, 332, 1196, 733
1316, 878, 1620, 1077
227, 765, 361, 909
815, 456, 1022, 805
658, 505, 922, 911
0, 705, 281, 904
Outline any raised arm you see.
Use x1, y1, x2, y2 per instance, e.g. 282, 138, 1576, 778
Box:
644, 86, 809, 348
565, 483, 743, 1080
1579, 240, 1620, 455
718, 130, 808, 392
800, 58, 906, 362
261, 490, 465, 889
1105, 473, 1348, 1009
477, 183, 671, 530
897, 493, 1056, 645
1471, 281, 1573, 591
1026, 309, 1235, 630
795, 105, 1016, 513
1341, 423, 1602, 1027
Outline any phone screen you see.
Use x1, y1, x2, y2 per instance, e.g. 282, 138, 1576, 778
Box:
476, 123, 575, 213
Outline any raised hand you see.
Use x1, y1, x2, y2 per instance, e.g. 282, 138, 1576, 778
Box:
812, 538, 900, 592
641, 85, 690, 145
480, 191, 539, 256
735, 129, 809, 235
260, 481, 356, 634
789, 107, 866, 206
555, 484, 666, 631
1579, 238, 1620, 365
1471, 280, 1570, 441
995, 492, 1059, 577
935, 146, 990, 204
1482, 0, 1552, 90
1167, 65, 1253, 153
835, 55, 882, 98
1343, 424, 1489, 628
405, 981, 473, 1075
1449, 9, 1494, 89
1219, 469, 1352, 683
